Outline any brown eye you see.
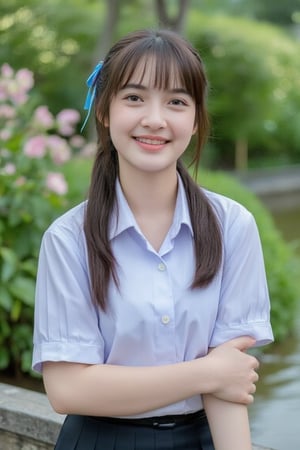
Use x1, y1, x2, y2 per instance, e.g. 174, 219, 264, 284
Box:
125, 95, 142, 102
170, 99, 187, 106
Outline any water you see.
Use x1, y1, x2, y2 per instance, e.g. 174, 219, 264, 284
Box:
249, 327, 300, 450
249, 208, 300, 450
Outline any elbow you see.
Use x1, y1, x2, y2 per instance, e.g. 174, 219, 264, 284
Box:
42, 362, 76, 415
42, 361, 96, 415
45, 384, 71, 415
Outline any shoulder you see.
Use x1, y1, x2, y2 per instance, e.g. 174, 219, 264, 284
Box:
201, 188, 255, 231
201, 188, 263, 258
43, 201, 87, 247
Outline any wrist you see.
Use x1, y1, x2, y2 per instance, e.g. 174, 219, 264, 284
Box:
190, 355, 218, 395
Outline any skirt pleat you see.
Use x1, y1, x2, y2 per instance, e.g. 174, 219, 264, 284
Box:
74, 417, 99, 450
114, 423, 135, 450
154, 428, 174, 450
55, 415, 84, 450
198, 418, 214, 450
135, 425, 155, 450
94, 420, 117, 450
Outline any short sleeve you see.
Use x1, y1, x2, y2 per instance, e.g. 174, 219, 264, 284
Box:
209, 207, 274, 348
32, 222, 105, 373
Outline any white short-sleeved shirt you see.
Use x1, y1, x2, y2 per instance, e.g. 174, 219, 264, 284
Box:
32, 176, 273, 417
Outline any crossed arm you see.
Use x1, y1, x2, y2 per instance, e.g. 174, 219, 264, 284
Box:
43, 336, 258, 450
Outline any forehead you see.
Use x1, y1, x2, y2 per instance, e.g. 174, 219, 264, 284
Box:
119, 56, 186, 90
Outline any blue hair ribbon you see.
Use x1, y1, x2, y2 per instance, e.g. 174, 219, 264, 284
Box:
81, 61, 103, 132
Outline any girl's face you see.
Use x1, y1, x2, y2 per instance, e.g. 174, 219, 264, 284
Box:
107, 59, 196, 178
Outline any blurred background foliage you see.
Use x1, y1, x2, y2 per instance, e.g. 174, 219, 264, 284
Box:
1, 0, 300, 169
1, 0, 300, 376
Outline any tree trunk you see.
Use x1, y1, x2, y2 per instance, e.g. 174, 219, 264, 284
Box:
235, 138, 248, 171
94, 0, 120, 61
155, 0, 190, 34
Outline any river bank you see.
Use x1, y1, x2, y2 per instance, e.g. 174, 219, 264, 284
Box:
235, 164, 300, 213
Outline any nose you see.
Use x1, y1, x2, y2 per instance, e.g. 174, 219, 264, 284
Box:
140, 102, 167, 129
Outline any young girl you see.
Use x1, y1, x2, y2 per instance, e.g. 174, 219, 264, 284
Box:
32, 29, 273, 450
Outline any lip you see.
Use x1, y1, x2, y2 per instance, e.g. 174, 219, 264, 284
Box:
133, 135, 170, 152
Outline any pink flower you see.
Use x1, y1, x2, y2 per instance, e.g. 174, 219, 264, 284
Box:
0, 129, 12, 141
33, 106, 54, 129
1, 68, 34, 105
70, 135, 85, 148
24, 135, 47, 158
56, 109, 80, 136
0, 65, 14, 101
0, 104, 16, 119
80, 142, 97, 158
2, 163, 16, 175
1, 63, 14, 78
46, 135, 71, 165
45, 172, 68, 195
15, 68, 34, 91
6, 79, 28, 106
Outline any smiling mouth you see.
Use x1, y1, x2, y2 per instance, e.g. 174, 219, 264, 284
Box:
134, 137, 169, 145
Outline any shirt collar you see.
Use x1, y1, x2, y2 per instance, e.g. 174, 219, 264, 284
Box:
109, 174, 194, 240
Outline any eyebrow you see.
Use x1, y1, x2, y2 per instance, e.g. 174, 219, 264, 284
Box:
121, 83, 190, 96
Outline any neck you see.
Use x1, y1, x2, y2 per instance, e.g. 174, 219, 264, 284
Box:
118, 166, 178, 216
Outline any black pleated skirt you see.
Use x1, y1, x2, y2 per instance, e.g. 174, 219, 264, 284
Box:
54, 411, 214, 450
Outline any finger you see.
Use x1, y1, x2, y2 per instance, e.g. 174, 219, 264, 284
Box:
247, 394, 254, 404
252, 371, 259, 383
227, 336, 256, 351
251, 356, 260, 370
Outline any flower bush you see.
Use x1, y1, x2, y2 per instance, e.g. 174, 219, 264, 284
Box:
0, 63, 89, 375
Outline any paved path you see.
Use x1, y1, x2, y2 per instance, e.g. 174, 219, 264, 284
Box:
234, 165, 300, 211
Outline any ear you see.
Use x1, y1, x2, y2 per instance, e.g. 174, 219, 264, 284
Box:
103, 115, 109, 127
96, 111, 109, 127
192, 123, 197, 135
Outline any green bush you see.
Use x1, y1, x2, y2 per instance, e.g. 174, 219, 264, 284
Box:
196, 169, 300, 342
0, 64, 88, 375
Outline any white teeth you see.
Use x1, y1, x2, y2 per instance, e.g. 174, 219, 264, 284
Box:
136, 137, 166, 145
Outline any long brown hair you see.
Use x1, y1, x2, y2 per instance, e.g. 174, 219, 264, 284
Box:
84, 29, 222, 310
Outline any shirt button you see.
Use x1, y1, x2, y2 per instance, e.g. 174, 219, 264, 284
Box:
161, 315, 170, 325
158, 262, 166, 271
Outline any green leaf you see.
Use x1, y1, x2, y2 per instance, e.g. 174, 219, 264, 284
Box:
0, 285, 13, 311
10, 299, 22, 322
0, 347, 10, 370
21, 349, 33, 373
0, 247, 19, 282
9, 276, 35, 306
0, 318, 10, 341
20, 258, 37, 277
